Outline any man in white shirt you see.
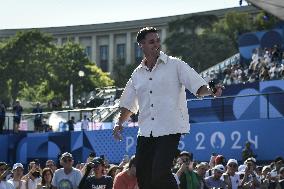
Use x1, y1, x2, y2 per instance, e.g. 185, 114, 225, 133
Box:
51, 152, 82, 189
113, 27, 222, 189
222, 159, 241, 189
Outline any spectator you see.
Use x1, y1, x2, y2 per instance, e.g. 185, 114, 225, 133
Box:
242, 141, 256, 162
67, 116, 75, 132
22, 160, 42, 189
278, 167, 284, 188
36, 168, 53, 189
8, 163, 26, 189
51, 152, 82, 189
222, 159, 241, 189
81, 115, 89, 131
32, 102, 43, 132
179, 162, 209, 189
79, 157, 113, 189
45, 160, 57, 173
0, 162, 13, 188
0, 101, 5, 134
113, 155, 138, 189
107, 164, 120, 179
240, 157, 261, 189
12, 100, 23, 133
205, 164, 227, 189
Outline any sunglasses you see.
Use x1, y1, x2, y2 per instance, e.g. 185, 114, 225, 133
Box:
228, 164, 238, 168
63, 158, 73, 163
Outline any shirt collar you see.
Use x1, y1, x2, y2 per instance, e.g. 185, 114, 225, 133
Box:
139, 51, 168, 70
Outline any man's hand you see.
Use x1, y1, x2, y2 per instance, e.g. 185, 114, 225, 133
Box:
213, 84, 224, 97
113, 124, 123, 141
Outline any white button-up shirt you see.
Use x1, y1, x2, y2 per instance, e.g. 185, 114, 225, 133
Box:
119, 51, 207, 137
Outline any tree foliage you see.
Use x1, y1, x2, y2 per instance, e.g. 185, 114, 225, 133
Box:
0, 30, 114, 105
164, 11, 281, 72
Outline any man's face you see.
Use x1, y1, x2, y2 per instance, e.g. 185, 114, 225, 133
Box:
61, 157, 73, 169
0, 165, 6, 174
214, 170, 223, 179
227, 163, 238, 173
13, 167, 24, 178
139, 32, 161, 58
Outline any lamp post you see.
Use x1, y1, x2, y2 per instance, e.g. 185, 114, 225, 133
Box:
70, 70, 85, 109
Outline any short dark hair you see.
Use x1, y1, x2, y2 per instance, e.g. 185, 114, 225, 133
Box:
128, 155, 136, 169
136, 27, 158, 43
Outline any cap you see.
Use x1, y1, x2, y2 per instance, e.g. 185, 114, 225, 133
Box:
196, 162, 207, 169
215, 155, 225, 165
214, 164, 225, 173
245, 157, 256, 163
180, 151, 190, 156
13, 163, 24, 170
227, 159, 238, 166
262, 165, 271, 172
238, 164, 246, 174
60, 152, 73, 159
92, 157, 105, 166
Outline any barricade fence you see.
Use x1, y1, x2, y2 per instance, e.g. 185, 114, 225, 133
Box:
2, 91, 284, 132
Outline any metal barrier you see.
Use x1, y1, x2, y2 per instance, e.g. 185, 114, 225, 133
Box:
2, 91, 284, 132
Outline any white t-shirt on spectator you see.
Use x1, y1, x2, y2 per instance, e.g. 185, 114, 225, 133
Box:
51, 168, 82, 189
221, 173, 241, 189
7, 179, 27, 189
0, 181, 14, 189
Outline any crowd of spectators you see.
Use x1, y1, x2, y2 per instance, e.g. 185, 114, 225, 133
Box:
1, 147, 284, 189
206, 45, 284, 86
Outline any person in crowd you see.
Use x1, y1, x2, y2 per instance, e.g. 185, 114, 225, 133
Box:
51, 152, 82, 189
32, 102, 43, 132
8, 163, 27, 189
81, 115, 89, 131
173, 151, 193, 173
12, 100, 23, 133
22, 160, 42, 189
113, 26, 222, 189
205, 154, 226, 177
222, 159, 241, 189
242, 141, 256, 161
240, 157, 261, 189
205, 164, 227, 188
67, 116, 75, 132
278, 167, 284, 188
0, 162, 14, 188
45, 160, 57, 173
79, 157, 113, 189
113, 155, 139, 189
179, 161, 209, 189
107, 164, 120, 179
36, 168, 53, 189
0, 100, 6, 134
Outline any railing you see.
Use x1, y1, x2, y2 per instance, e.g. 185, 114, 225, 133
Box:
2, 91, 283, 132
188, 91, 284, 123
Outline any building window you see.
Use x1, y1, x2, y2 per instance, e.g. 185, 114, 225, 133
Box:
84, 46, 92, 60
100, 45, 108, 72
116, 44, 126, 62
134, 42, 143, 64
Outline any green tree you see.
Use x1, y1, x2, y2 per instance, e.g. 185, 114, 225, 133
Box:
0, 31, 114, 106
112, 59, 138, 87
165, 14, 235, 72
0, 30, 55, 103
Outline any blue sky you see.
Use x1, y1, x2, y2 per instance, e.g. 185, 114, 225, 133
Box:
0, 0, 246, 29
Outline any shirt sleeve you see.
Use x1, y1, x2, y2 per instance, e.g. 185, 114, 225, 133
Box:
177, 60, 208, 96
119, 78, 139, 114
51, 172, 57, 187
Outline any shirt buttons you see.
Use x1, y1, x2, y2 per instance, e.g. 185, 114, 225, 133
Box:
150, 91, 152, 94
151, 104, 153, 107
151, 118, 154, 120
149, 78, 152, 80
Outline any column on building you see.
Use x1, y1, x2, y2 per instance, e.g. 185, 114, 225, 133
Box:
108, 33, 114, 73
91, 35, 97, 64
161, 27, 167, 52
75, 36, 79, 44
57, 37, 62, 46
126, 32, 132, 65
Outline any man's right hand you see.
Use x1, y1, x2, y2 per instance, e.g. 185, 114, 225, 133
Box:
113, 124, 123, 141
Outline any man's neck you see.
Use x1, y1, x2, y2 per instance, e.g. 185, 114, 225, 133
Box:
144, 56, 158, 70
64, 167, 72, 174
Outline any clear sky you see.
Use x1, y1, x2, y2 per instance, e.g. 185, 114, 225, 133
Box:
0, 0, 246, 29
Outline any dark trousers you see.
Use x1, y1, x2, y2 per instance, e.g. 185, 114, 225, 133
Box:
0, 118, 4, 133
136, 133, 181, 189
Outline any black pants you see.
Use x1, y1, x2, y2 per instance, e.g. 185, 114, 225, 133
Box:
0, 118, 4, 133
136, 133, 181, 189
